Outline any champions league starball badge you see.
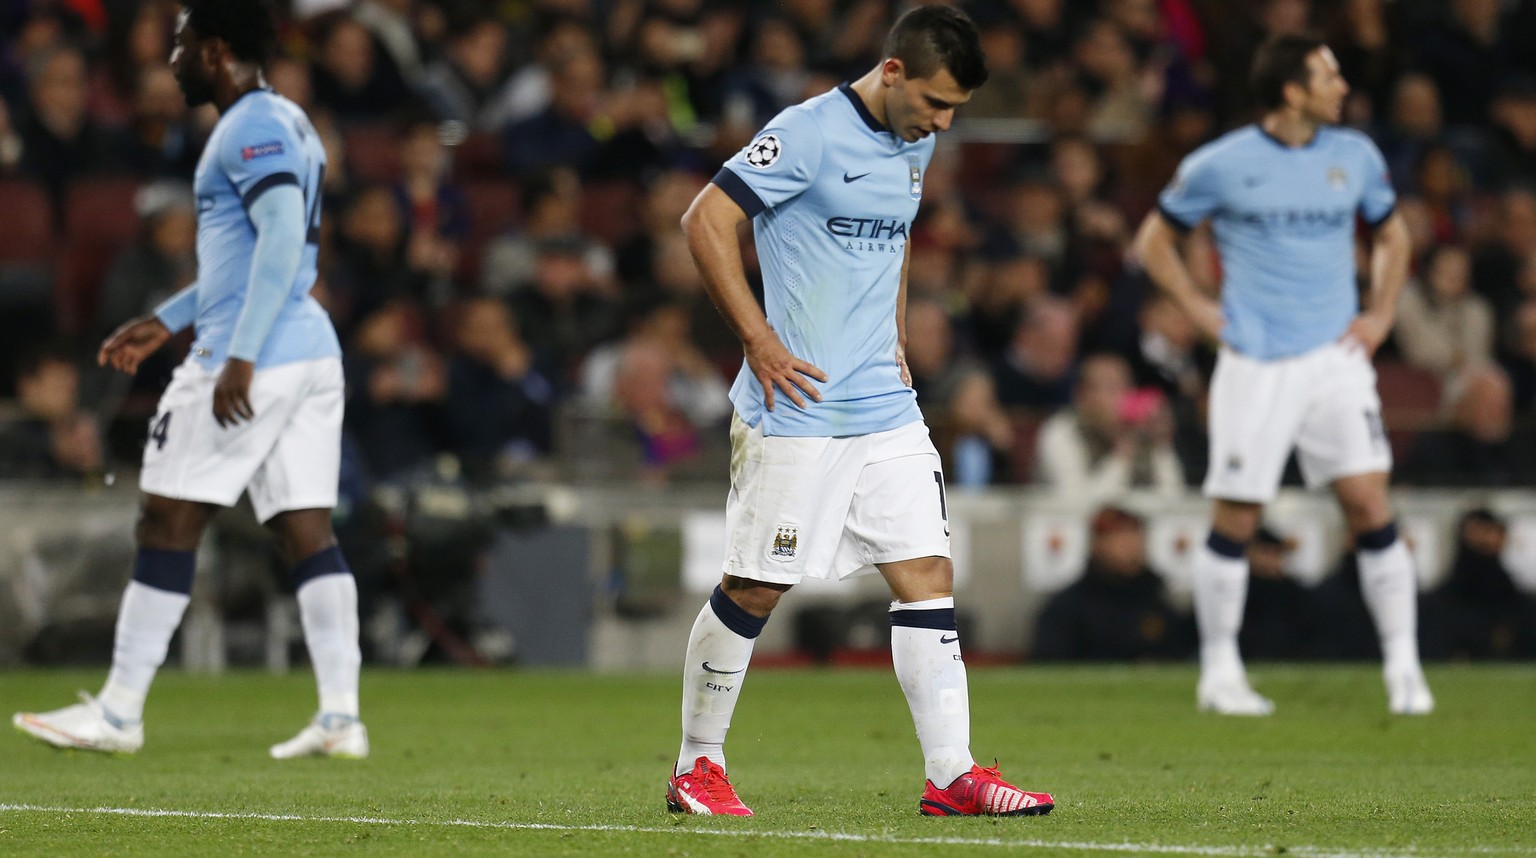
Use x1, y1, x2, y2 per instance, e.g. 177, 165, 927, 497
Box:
745, 134, 782, 168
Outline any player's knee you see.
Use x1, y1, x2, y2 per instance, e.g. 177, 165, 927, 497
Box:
720, 576, 788, 617
136, 497, 207, 551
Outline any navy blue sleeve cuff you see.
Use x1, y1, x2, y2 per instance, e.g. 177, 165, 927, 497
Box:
1157, 202, 1196, 234
1362, 203, 1396, 229
712, 167, 766, 219
241, 172, 300, 211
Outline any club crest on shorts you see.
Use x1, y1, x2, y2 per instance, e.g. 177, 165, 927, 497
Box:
770, 525, 798, 560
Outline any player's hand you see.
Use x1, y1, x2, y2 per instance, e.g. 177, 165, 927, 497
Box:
1341, 311, 1392, 358
98, 316, 171, 375
745, 330, 827, 411
212, 359, 256, 428
896, 344, 912, 388
1186, 296, 1225, 343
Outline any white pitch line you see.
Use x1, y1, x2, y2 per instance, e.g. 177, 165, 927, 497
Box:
0, 803, 1523, 858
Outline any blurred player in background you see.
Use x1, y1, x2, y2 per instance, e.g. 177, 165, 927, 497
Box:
1134, 33, 1432, 716
666, 7, 1053, 817
13, 0, 366, 758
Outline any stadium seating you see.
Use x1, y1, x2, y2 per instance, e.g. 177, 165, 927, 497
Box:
55, 178, 141, 337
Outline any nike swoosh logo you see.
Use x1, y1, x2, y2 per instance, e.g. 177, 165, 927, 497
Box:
843, 171, 870, 183
702, 662, 746, 675
939, 635, 959, 644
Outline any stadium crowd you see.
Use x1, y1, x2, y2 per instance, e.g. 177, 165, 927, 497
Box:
3, 0, 1536, 663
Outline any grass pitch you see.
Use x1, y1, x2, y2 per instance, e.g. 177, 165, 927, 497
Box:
1, 664, 1533, 856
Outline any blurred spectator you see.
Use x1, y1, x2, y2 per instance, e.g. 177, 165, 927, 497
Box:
719, 17, 812, 133
1238, 526, 1323, 661
1070, 18, 1156, 142
344, 300, 448, 480
1421, 508, 1536, 660
311, 13, 409, 121
965, 253, 1051, 358
1500, 299, 1536, 411
612, 338, 701, 479
581, 300, 730, 431
394, 115, 469, 305
1032, 505, 1193, 661
905, 298, 1013, 487
325, 185, 417, 340
615, 168, 705, 290
481, 167, 611, 297
1413, 143, 1474, 244
0, 345, 103, 480
445, 297, 555, 477
1400, 363, 1536, 486
1376, 72, 1444, 191
1413, 0, 1514, 128
1473, 188, 1536, 321
1487, 77, 1536, 190
418, 15, 508, 130
992, 297, 1078, 409
963, 21, 1030, 119
267, 55, 315, 112
1034, 352, 1183, 498
509, 236, 622, 378
482, 16, 597, 129
1324, 0, 1402, 115
92, 181, 195, 344
352, 0, 427, 92
93, 0, 175, 127
502, 47, 605, 175
118, 66, 201, 178
17, 43, 119, 209
1393, 244, 1494, 380
0, 96, 25, 175
1130, 292, 1210, 479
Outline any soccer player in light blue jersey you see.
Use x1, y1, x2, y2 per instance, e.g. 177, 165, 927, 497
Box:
664, 7, 1053, 818
1134, 34, 1432, 716
13, 0, 367, 759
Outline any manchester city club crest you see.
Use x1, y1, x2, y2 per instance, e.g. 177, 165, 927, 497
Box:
908, 154, 923, 200
770, 525, 798, 559
1327, 166, 1348, 191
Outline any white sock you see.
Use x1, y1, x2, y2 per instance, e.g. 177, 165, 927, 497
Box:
1357, 536, 1422, 675
297, 574, 362, 718
890, 597, 974, 788
677, 588, 762, 776
99, 581, 191, 724
1193, 539, 1250, 685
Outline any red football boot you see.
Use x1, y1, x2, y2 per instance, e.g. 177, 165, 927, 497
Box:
920, 763, 1054, 816
667, 757, 754, 816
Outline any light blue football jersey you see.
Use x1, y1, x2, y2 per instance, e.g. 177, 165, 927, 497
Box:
713, 84, 933, 437
188, 88, 339, 369
1158, 124, 1396, 360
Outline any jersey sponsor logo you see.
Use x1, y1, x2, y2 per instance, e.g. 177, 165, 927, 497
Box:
744, 134, 781, 168
770, 525, 798, 559
1233, 206, 1354, 234
825, 217, 909, 240
241, 141, 285, 160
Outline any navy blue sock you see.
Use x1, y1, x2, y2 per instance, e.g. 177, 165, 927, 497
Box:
132, 548, 195, 595
1206, 530, 1247, 560
709, 585, 768, 639
1356, 521, 1399, 552
291, 545, 352, 588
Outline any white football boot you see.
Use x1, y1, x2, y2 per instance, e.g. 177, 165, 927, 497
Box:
1197, 678, 1276, 716
270, 714, 369, 759
1386, 667, 1435, 715
13, 692, 144, 753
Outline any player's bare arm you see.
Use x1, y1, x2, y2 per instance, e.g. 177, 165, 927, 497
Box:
98, 316, 173, 375
681, 183, 827, 410
1343, 211, 1411, 357
1133, 212, 1224, 342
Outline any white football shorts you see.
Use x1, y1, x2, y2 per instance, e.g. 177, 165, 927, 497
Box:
140, 356, 344, 523
721, 413, 951, 585
1203, 341, 1392, 503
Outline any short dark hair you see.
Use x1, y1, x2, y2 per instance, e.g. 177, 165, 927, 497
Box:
1249, 33, 1328, 110
884, 6, 988, 91
182, 0, 278, 65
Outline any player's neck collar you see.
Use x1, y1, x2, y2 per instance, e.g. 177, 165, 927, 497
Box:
1257, 119, 1320, 150
839, 83, 888, 134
